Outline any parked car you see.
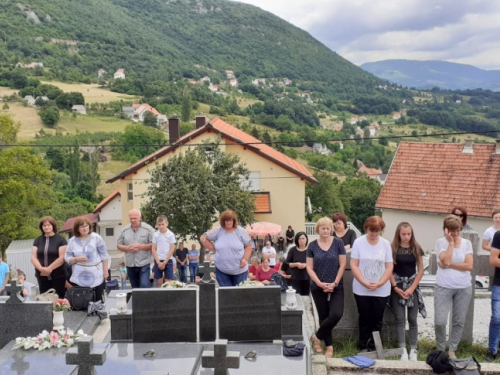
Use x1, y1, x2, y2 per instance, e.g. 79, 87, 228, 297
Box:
421, 256, 489, 289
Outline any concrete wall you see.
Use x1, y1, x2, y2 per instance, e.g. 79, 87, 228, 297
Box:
381, 209, 492, 253
97, 195, 122, 251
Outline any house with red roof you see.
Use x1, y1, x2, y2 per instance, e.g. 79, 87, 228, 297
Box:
114, 68, 125, 79
376, 140, 500, 251
107, 117, 317, 233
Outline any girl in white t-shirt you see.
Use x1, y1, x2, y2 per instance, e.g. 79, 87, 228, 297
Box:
351, 216, 393, 351
482, 210, 500, 252
434, 215, 473, 359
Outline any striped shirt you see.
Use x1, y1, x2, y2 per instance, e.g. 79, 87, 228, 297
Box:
117, 222, 154, 267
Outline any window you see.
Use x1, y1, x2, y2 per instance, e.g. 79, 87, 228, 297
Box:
105, 228, 114, 237
127, 183, 133, 201
240, 172, 261, 191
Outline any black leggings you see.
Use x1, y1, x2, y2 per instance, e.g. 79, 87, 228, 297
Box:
70, 281, 106, 303
311, 287, 344, 347
291, 279, 310, 296
37, 276, 66, 298
354, 294, 388, 350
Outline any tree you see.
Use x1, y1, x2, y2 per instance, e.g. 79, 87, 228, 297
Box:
65, 144, 81, 188
143, 111, 158, 128
39, 106, 60, 127
339, 177, 381, 230
181, 86, 192, 122
2, 103, 9, 111
141, 138, 256, 249
305, 171, 344, 221
0, 114, 20, 145
111, 124, 167, 163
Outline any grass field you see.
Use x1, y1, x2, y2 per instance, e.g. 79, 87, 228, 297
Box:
97, 156, 131, 197
40, 81, 139, 104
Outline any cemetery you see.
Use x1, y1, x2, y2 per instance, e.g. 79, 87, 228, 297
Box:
3, 233, 500, 374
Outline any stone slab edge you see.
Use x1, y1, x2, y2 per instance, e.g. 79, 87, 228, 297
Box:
317, 357, 500, 374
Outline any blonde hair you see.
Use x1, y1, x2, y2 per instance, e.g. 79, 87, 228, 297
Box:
315, 217, 334, 234
443, 214, 463, 231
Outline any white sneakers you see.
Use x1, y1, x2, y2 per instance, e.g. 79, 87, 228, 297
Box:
401, 348, 418, 361
400, 348, 408, 361
409, 348, 418, 361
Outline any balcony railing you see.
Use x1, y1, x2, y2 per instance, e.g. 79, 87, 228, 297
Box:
305, 221, 362, 238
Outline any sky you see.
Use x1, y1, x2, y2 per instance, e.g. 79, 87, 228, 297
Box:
231, 0, 500, 70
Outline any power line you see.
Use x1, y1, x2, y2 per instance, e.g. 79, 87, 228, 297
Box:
2, 129, 499, 148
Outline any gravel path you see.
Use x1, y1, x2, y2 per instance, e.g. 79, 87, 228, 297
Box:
418, 293, 490, 345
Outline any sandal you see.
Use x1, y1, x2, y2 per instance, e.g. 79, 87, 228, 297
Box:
325, 347, 334, 358
311, 334, 323, 353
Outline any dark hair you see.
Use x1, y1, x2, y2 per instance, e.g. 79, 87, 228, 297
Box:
294, 231, 308, 248
391, 222, 424, 265
451, 206, 468, 226
219, 210, 238, 228
73, 216, 93, 237
492, 210, 500, 218
364, 216, 385, 232
331, 212, 348, 229
38, 216, 58, 234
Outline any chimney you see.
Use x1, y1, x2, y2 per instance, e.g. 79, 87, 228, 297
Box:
496, 140, 500, 155
196, 115, 207, 129
168, 117, 180, 144
462, 139, 474, 154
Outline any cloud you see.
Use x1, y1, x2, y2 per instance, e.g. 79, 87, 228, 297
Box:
231, 0, 500, 70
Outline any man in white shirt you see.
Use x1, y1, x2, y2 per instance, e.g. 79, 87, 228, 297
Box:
262, 241, 277, 268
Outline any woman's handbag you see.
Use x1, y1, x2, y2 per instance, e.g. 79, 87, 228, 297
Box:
66, 287, 95, 310
36, 288, 59, 303
449, 357, 481, 375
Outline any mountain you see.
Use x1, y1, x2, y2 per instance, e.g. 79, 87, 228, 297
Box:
0, 0, 381, 97
360, 59, 500, 91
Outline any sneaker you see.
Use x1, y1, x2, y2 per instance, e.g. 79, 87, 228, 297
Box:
400, 348, 408, 361
448, 351, 457, 359
486, 351, 497, 362
409, 348, 418, 361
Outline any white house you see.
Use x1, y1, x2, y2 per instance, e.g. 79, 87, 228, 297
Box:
350, 117, 358, 125
114, 68, 125, 79
283, 78, 292, 85
376, 140, 500, 252
392, 112, 401, 120
98, 69, 107, 79
157, 114, 168, 126
224, 70, 235, 79
23, 95, 36, 106
252, 78, 266, 86
71, 105, 87, 115
229, 79, 238, 87
93, 188, 122, 252
209, 84, 218, 93
200, 76, 211, 83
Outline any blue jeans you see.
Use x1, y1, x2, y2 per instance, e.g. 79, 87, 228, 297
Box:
127, 264, 151, 288
178, 263, 187, 283
120, 276, 126, 290
489, 285, 500, 353
215, 268, 248, 287
189, 263, 199, 283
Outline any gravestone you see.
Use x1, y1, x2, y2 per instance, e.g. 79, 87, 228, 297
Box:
107, 290, 134, 342
66, 337, 107, 375
218, 286, 282, 342
201, 339, 239, 375
199, 261, 215, 283
5, 279, 23, 304
281, 293, 304, 341
199, 280, 217, 342
332, 252, 397, 341
0, 280, 53, 350
132, 288, 199, 343
357, 331, 404, 359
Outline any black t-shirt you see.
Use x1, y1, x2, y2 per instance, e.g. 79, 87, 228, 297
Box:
492, 232, 500, 286
286, 246, 309, 280
33, 234, 68, 279
176, 248, 188, 262
393, 247, 417, 278
334, 229, 357, 248
286, 230, 295, 242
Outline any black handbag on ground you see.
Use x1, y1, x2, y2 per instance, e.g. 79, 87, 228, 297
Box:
66, 287, 95, 310
449, 357, 481, 375
426, 350, 453, 374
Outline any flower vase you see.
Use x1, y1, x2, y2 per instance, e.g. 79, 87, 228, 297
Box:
285, 288, 297, 310
53, 310, 65, 331
116, 293, 128, 314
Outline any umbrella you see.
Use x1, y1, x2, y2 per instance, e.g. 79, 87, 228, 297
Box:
245, 222, 282, 236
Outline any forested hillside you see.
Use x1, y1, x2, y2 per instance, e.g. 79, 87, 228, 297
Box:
0, 0, 382, 98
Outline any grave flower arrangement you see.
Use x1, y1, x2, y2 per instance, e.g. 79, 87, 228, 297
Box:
12, 329, 86, 351
238, 281, 264, 287
161, 280, 185, 288
53, 298, 71, 311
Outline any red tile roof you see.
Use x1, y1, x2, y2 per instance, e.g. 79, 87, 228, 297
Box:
376, 141, 500, 217
60, 213, 99, 233
94, 188, 120, 213
253, 192, 271, 213
357, 161, 381, 178
106, 117, 316, 184
116, 68, 125, 73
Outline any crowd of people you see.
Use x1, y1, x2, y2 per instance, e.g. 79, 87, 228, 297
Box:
3, 204, 500, 363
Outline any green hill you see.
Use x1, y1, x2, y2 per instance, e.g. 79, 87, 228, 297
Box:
361, 59, 500, 91
0, 0, 382, 97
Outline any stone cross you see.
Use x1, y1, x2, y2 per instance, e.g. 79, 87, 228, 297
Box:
199, 261, 215, 283
201, 339, 240, 375
66, 337, 107, 375
5, 279, 23, 304
357, 332, 404, 360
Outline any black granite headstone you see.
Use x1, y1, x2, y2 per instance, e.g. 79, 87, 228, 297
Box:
66, 337, 107, 375
132, 288, 198, 343
218, 286, 282, 342
201, 339, 239, 375
199, 282, 216, 342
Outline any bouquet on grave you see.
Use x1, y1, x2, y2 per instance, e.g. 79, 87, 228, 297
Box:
161, 280, 185, 288
12, 329, 86, 351
238, 281, 265, 287
53, 298, 71, 312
